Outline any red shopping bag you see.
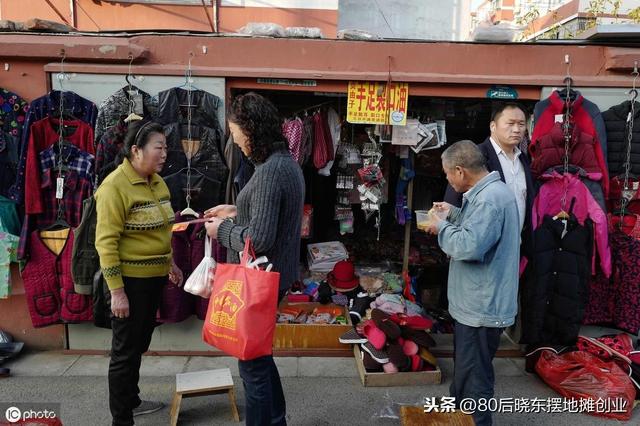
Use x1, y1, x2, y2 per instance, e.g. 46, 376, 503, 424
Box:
202, 238, 280, 360
535, 349, 636, 421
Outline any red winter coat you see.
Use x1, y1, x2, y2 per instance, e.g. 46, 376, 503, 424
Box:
530, 123, 609, 195
531, 91, 609, 197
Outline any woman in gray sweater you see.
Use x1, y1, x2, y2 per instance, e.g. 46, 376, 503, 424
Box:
205, 92, 304, 426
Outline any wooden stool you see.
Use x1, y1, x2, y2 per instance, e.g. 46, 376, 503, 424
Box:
400, 405, 475, 426
170, 368, 240, 425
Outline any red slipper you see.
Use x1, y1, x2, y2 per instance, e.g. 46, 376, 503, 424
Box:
371, 309, 401, 340
410, 354, 423, 372
362, 320, 387, 350
401, 328, 436, 348
388, 342, 411, 371
390, 313, 433, 330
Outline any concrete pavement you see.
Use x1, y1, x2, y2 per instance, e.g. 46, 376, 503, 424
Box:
1, 351, 639, 425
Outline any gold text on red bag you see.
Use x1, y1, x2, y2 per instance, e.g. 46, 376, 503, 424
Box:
209, 279, 245, 330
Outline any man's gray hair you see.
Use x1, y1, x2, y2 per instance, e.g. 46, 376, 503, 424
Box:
441, 140, 487, 172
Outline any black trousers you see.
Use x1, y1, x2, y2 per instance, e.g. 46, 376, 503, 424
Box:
109, 276, 165, 426
450, 321, 503, 426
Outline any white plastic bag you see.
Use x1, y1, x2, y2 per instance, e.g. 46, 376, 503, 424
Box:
183, 236, 217, 298
237, 22, 286, 38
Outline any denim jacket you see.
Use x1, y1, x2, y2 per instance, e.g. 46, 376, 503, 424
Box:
437, 172, 520, 328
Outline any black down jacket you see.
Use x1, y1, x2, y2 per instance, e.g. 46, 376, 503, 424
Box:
521, 212, 593, 347
603, 100, 640, 177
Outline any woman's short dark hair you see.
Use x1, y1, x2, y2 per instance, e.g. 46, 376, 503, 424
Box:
122, 120, 164, 161
227, 92, 286, 163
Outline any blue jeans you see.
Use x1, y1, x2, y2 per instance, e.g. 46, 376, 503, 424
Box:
237, 289, 287, 425
449, 321, 503, 426
238, 355, 286, 425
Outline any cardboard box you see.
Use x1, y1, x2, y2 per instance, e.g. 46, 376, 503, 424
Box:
353, 345, 442, 387
273, 302, 351, 350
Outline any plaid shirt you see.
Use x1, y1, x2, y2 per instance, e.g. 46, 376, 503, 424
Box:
23, 117, 94, 215
9, 91, 97, 204
17, 145, 94, 260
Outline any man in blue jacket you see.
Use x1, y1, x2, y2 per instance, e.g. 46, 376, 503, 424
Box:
426, 140, 520, 426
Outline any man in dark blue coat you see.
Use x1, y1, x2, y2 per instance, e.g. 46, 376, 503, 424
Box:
444, 102, 535, 262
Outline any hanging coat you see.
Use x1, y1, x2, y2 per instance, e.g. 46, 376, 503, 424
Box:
521, 213, 592, 347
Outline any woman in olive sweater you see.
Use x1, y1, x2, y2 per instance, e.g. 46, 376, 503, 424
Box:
95, 120, 183, 426
205, 93, 304, 426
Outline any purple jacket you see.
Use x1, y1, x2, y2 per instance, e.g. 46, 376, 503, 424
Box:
532, 171, 611, 277
159, 212, 226, 322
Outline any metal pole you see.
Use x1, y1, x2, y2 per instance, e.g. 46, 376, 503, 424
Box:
402, 151, 414, 274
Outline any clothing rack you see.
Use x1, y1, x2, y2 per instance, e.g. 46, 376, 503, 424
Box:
178, 52, 200, 108
180, 53, 199, 218
289, 100, 334, 117
48, 50, 71, 230
559, 54, 573, 216
618, 61, 639, 220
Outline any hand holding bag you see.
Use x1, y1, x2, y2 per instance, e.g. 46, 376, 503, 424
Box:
184, 236, 217, 298
202, 238, 280, 360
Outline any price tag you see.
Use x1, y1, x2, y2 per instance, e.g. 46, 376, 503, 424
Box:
554, 114, 564, 123
56, 177, 64, 199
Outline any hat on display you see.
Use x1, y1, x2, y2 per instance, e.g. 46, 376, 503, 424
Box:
327, 260, 359, 292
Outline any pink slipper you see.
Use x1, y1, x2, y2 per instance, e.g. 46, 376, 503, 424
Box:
362, 320, 387, 350
383, 362, 399, 373
402, 339, 419, 356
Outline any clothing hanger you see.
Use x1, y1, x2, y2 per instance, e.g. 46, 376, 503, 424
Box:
177, 53, 201, 97
123, 55, 143, 123
557, 54, 577, 102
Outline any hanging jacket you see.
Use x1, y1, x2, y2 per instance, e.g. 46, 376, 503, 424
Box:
444, 137, 536, 261
584, 231, 640, 335
165, 212, 227, 322
531, 91, 608, 194
17, 143, 95, 261
94, 86, 157, 144
160, 122, 228, 207
95, 117, 127, 184
608, 231, 640, 334
521, 212, 593, 347
23, 117, 94, 215
602, 100, 640, 178
22, 230, 93, 328
530, 122, 609, 195
539, 165, 606, 214
71, 196, 98, 295
163, 169, 222, 220
533, 89, 607, 161
532, 171, 611, 277
157, 87, 222, 128
282, 117, 304, 163
300, 114, 314, 166
0, 88, 28, 197
9, 90, 97, 204
312, 110, 334, 170
224, 135, 241, 204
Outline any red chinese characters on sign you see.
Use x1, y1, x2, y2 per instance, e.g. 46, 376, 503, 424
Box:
347, 81, 408, 125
